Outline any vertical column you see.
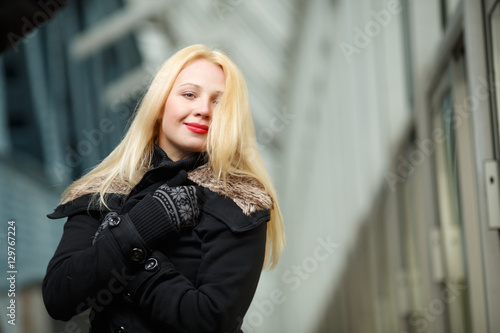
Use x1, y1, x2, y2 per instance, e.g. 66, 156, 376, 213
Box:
0, 58, 11, 154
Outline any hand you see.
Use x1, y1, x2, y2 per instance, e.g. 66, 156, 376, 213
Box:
123, 182, 207, 248
151, 184, 202, 230
120, 169, 189, 215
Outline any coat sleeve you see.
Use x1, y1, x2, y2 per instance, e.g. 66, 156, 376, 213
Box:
42, 204, 150, 321
122, 196, 269, 333
43, 192, 269, 332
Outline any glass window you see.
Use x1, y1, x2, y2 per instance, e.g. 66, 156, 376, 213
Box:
432, 88, 470, 333
2, 48, 43, 162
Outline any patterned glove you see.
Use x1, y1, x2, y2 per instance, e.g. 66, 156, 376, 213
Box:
150, 184, 200, 230
120, 169, 189, 215
92, 171, 195, 246
123, 183, 205, 248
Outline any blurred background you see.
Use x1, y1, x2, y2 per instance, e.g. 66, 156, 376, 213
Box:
0, 0, 499, 332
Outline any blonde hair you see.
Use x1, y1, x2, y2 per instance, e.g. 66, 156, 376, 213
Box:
61, 44, 285, 269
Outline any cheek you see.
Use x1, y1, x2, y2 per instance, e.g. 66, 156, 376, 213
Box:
161, 103, 175, 128
162, 98, 184, 123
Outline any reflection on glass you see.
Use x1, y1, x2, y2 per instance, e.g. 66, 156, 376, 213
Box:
433, 90, 470, 333
491, 3, 500, 147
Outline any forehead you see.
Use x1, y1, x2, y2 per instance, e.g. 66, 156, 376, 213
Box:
174, 59, 225, 89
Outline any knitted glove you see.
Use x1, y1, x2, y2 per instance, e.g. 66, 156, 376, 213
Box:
141, 184, 200, 229
125, 183, 205, 248
92, 170, 193, 246
120, 169, 189, 215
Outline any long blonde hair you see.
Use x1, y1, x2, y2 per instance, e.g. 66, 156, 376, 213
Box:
62, 44, 285, 269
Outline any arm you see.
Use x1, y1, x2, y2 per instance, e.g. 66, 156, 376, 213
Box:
123, 199, 269, 333
42, 212, 133, 320
42, 205, 154, 321
43, 187, 269, 332
42, 174, 192, 320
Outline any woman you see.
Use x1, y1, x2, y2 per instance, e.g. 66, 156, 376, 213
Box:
43, 44, 285, 333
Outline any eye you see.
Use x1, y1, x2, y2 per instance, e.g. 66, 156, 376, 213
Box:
212, 93, 222, 105
183, 92, 196, 99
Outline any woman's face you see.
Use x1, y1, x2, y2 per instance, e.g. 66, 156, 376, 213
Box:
159, 59, 225, 161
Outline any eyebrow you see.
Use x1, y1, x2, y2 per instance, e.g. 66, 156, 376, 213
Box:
178, 83, 223, 95
179, 83, 200, 89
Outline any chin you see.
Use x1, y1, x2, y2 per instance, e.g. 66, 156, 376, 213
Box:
191, 147, 207, 153
183, 141, 207, 153
181, 144, 205, 154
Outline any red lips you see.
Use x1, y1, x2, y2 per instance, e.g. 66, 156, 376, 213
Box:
185, 122, 209, 134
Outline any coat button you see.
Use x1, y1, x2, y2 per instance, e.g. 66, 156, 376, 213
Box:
122, 292, 133, 304
129, 248, 145, 263
106, 212, 121, 228
115, 326, 126, 333
144, 257, 158, 271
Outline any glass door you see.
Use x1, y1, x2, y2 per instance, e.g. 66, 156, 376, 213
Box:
430, 59, 471, 333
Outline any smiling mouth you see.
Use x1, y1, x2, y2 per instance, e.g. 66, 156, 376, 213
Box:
185, 122, 209, 134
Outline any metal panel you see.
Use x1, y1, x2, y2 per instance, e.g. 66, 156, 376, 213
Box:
463, 0, 500, 331
452, 54, 488, 333
484, 160, 500, 228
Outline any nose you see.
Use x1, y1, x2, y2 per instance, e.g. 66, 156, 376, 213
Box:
195, 98, 212, 119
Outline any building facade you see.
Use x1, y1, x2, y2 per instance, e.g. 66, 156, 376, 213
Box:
1, 0, 499, 332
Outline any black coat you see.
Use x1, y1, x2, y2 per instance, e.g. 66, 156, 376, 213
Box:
43, 147, 271, 333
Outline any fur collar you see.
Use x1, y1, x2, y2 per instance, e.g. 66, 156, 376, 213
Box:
63, 164, 272, 216
188, 164, 273, 215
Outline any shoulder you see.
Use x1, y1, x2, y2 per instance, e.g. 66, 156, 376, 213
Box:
188, 164, 273, 233
188, 164, 273, 215
62, 176, 130, 205
48, 176, 130, 219
47, 194, 125, 220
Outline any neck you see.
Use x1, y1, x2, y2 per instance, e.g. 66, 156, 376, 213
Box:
169, 151, 194, 162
